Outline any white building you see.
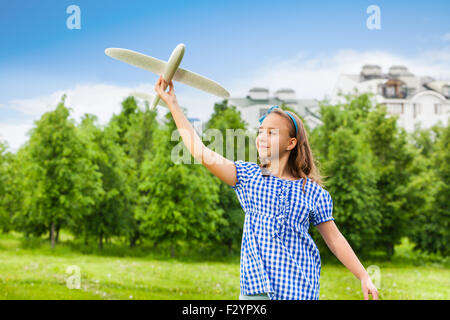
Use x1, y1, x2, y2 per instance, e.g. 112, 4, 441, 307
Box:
228, 87, 322, 131
332, 64, 450, 132
187, 117, 203, 136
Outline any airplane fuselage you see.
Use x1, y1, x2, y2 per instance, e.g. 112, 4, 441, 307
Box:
151, 43, 185, 108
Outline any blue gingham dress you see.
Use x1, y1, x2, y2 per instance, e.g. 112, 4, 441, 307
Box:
230, 160, 335, 300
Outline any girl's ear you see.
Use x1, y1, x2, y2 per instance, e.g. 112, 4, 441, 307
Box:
288, 137, 297, 151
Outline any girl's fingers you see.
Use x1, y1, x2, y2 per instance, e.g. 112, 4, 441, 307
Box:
362, 284, 368, 300
371, 288, 379, 300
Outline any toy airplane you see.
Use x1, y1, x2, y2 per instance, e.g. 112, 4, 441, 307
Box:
105, 43, 230, 109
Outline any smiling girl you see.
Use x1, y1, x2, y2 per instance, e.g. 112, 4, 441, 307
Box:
154, 75, 379, 300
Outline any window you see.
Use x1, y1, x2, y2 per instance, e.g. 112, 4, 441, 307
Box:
435, 103, 443, 114
413, 103, 421, 118
383, 80, 407, 98
385, 86, 396, 98
377, 84, 384, 95
388, 104, 403, 114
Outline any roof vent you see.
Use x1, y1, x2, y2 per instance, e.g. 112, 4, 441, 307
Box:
247, 87, 269, 100
360, 64, 382, 80
388, 65, 410, 78
274, 88, 296, 101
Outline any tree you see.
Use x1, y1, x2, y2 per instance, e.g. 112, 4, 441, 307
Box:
324, 127, 380, 253
363, 104, 417, 258
108, 97, 160, 247
22, 95, 102, 248
0, 140, 12, 233
74, 114, 132, 250
109, 96, 140, 150
409, 123, 449, 255
310, 94, 380, 256
122, 101, 159, 247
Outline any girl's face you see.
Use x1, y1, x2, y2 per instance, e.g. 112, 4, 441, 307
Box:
256, 113, 296, 161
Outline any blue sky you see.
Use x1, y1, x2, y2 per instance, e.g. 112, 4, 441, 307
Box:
0, 0, 449, 151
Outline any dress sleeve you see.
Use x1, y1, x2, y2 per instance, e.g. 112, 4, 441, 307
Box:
231, 160, 256, 190
310, 188, 335, 226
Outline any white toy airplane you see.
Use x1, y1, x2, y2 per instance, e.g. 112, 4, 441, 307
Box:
105, 43, 230, 109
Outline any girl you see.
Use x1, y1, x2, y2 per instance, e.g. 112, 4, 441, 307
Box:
154, 75, 379, 300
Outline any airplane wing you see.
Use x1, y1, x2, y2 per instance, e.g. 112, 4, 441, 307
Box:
105, 48, 166, 74
173, 67, 230, 98
105, 48, 230, 99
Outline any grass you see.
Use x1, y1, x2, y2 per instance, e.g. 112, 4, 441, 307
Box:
0, 232, 448, 300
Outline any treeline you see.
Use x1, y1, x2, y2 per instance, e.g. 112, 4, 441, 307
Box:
0, 93, 448, 259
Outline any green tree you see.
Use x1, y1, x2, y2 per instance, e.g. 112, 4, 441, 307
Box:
364, 104, 417, 258
108, 97, 159, 247
123, 101, 159, 247
109, 96, 140, 150
310, 93, 380, 256
74, 114, 133, 250
409, 123, 449, 255
0, 140, 12, 232
8, 146, 45, 237
320, 127, 380, 254
21, 95, 102, 248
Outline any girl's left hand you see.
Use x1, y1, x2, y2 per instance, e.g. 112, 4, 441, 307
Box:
361, 275, 379, 300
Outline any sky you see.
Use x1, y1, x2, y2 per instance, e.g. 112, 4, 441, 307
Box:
0, 0, 449, 152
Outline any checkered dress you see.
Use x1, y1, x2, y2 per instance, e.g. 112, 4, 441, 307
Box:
231, 160, 335, 300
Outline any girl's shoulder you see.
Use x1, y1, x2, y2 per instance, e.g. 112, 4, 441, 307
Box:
312, 183, 332, 208
232, 160, 260, 190
233, 160, 260, 176
303, 179, 332, 203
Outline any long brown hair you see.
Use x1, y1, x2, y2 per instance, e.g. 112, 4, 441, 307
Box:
258, 108, 324, 193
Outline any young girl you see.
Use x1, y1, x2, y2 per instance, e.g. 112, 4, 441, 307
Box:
154, 75, 379, 300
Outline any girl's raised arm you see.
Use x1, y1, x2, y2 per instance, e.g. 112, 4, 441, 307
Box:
154, 75, 238, 187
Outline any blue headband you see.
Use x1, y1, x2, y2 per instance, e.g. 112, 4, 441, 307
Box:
258, 105, 298, 135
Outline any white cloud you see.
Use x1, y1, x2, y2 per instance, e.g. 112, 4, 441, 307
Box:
8, 83, 147, 124
443, 33, 450, 42
2, 47, 450, 152
225, 47, 450, 100
1, 83, 155, 152
0, 121, 34, 152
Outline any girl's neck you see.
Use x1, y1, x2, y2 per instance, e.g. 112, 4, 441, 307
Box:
266, 155, 292, 179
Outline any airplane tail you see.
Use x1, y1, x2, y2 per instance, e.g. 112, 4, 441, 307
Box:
150, 94, 161, 110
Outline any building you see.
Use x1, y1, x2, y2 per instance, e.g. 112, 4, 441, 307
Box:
228, 87, 322, 131
187, 117, 203, 136
332, 64, 450, 132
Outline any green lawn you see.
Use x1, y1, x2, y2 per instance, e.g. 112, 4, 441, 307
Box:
0, 232, 448, 300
